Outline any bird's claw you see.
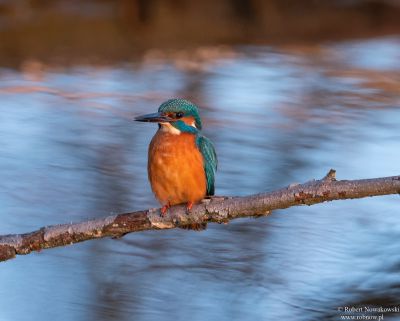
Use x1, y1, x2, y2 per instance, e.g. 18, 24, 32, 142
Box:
160, 204, 170, 217
186, 202, 193, 215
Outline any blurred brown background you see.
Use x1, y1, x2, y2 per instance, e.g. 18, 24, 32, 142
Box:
0, 0, 399, 67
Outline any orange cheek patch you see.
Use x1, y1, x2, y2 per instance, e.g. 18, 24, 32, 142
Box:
182, 116, 196, 127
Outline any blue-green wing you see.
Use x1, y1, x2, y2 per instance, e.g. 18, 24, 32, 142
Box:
196, 135, 217, 195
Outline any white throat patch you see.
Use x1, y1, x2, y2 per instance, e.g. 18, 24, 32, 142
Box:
160, 122, 181, 135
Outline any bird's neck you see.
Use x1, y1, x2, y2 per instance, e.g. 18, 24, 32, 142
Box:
159, 120, 198, 135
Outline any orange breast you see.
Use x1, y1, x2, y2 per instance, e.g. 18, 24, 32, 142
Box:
148, 130, 207, 206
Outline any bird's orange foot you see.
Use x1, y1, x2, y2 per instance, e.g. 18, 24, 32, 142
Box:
186, 202, 194, 215
161, 204, 170, 217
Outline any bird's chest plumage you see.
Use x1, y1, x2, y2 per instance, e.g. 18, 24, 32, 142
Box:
148, 130, 207, 205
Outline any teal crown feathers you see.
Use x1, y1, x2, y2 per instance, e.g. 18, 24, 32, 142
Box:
159, 98, 203, 130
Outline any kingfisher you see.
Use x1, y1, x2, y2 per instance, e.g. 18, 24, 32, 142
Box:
134, 98, 217, 215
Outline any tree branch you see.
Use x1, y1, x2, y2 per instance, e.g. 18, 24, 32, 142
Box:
1, 169, 399, 263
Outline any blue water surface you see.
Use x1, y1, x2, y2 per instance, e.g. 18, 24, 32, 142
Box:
0, 37, 399, 321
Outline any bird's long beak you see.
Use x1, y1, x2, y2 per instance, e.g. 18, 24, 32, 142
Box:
134, 112, 174, 123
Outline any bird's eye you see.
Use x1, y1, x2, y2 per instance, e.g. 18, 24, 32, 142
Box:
175, 112, 184, 118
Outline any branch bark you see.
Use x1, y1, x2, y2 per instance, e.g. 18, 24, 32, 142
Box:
1, 169, 399, 263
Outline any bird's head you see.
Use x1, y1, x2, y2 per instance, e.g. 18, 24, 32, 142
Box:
135, 98, 202, 134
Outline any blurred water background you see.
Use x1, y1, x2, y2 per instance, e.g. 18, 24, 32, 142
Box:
0, 1, 399, 320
